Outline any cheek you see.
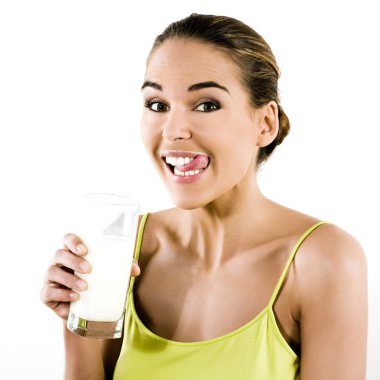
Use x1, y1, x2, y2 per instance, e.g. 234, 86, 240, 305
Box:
215, 122, 258, 177
140, 116, 161, 154
212, 116, 257, 159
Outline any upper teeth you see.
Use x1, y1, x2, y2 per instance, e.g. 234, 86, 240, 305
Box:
165, 156, 194, 166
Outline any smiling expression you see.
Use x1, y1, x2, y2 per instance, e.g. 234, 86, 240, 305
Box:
141, 39, 264, 210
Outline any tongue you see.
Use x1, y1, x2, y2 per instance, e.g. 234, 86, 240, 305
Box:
176, 155, 209, 172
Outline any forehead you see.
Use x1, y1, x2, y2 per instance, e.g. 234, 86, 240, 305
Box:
145, 39, 242, 90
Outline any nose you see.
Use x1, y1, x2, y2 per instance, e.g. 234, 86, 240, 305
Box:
162, 108, 192, 142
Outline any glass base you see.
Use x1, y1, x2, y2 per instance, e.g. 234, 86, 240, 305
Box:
67, 311, 124, 339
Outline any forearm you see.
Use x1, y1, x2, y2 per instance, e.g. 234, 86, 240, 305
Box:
63, 321, 106, 380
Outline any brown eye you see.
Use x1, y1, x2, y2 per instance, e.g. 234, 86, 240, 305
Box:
147, 101, 169, 112
194, 101, 220, 112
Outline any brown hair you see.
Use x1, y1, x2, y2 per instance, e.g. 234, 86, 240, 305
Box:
149, 13, 290, 166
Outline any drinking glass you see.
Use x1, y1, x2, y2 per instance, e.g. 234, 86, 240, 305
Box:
67, 193, 140, 339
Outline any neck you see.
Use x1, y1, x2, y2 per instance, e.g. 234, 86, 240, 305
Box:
179, 171, 273, 271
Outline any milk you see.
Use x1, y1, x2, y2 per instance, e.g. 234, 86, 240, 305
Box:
69, 234, 135, 321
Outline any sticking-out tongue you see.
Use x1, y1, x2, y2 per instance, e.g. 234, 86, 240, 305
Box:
175, 155, 209, 172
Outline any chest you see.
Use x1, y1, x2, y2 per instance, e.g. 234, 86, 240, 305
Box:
133, 244, 299, 345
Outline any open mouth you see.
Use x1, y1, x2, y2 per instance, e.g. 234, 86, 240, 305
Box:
162, 154, 210, 177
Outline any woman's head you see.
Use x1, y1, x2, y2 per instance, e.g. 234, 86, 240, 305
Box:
148, 13, 290, 167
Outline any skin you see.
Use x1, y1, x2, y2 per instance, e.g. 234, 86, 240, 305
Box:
41, 39, 368, 379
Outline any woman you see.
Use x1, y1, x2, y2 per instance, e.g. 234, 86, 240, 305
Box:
41, 14, 367, 379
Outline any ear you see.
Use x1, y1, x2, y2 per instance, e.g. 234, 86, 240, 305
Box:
255, 101, 279, 148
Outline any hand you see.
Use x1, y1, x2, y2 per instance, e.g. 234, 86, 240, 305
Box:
40, 233, 141, 320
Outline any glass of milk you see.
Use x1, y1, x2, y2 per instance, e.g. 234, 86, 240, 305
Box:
67, 193, 140, 339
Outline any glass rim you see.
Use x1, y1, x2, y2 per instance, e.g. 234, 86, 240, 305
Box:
84, 193, 140, 207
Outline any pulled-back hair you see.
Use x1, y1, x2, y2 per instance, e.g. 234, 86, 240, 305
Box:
149, 13, 290, 166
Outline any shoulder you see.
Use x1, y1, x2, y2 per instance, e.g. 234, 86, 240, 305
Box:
296, 222, 366, 276
289, 222, 368, 378
293, 222, 367, 312
137, 208, 179, 258
271, 201, 367, 273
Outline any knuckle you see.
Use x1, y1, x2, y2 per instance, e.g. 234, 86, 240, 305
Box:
63, 232, 80, 246
56, 248, 66, 255
54, 248, 65, 260
40, 287, 47, 302
63, 232, 75, 241
40, 285, 51, 303
57, 308, 69, 320
46, 264, 58, 277
44, 265, 54, 281
55, 248, 68, 261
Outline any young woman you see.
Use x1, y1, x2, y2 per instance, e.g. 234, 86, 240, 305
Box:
41, 14, 367, 379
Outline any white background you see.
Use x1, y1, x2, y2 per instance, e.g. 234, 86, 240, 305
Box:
0, 0, 379, 378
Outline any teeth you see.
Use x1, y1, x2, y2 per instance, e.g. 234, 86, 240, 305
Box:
174, 167, 184, 176
165, 156, 194, 166
173, 167, 202, 177
165, 156, 204, 177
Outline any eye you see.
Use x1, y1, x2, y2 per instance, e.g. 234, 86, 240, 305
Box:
194, 101, 220, 112
145, 100, 169, 112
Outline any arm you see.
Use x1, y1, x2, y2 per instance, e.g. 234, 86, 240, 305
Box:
297, 225, 367, 379
63, 324, 122, 380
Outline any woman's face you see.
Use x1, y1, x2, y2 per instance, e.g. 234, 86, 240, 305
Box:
141, 39, 263, 210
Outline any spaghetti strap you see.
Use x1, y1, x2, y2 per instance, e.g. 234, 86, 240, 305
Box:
134, 213, 150, 263
268, 221, 329, 307
129, 213, 150, 292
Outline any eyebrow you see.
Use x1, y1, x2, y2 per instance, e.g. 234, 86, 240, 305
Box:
188, 81, 229, 93
141, 81, 162, 91
141, 80, 229, 94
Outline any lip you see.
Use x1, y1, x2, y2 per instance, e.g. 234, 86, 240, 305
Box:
160, 150, 206, 158
159, 150, 210, 184
172, 170, 205, 184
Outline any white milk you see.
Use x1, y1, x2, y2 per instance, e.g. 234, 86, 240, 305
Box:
69, 234, 135, 321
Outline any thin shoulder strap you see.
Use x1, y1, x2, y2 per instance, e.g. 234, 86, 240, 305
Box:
134, 213, 150, 263
268, 221, 329, 307
129, 213, 150, 292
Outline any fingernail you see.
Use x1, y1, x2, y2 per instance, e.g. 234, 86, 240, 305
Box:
75, 280, 87, 290
77, 244, 86, 254
79, 261, 91, 273
70, 292, 79, 300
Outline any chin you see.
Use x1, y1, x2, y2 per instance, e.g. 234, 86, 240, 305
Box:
170, 195, 205, 211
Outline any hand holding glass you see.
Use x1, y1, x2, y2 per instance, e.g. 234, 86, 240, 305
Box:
67, 193, 140, 339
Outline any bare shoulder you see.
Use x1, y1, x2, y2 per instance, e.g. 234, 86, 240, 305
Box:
290, 222, 368, 378
271, 202, 367, 312
289, 221, 368, 378
295, 222, 367, 283
137, 208, 179, 258
271, 200, 367, 273
291, 221, 367, 305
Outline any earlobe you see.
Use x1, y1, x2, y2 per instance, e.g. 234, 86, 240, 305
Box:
256, 101, 279, 148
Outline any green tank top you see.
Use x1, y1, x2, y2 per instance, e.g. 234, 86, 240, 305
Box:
114, 214, 328, 380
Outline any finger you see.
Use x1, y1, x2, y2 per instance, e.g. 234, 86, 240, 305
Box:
52, 249, 91, 274
41, 283, 80, 305
53, 303, 71, 320
63, 233, 87, 256
46, 264, 88, 291
131, 261, 141, 277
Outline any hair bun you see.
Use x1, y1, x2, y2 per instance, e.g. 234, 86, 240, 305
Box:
277, 104, 290, 145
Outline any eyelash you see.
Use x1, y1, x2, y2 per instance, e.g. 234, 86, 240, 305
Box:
194, 100, 220, 112
144, 100, 169, 112
144, 99, 221, 113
